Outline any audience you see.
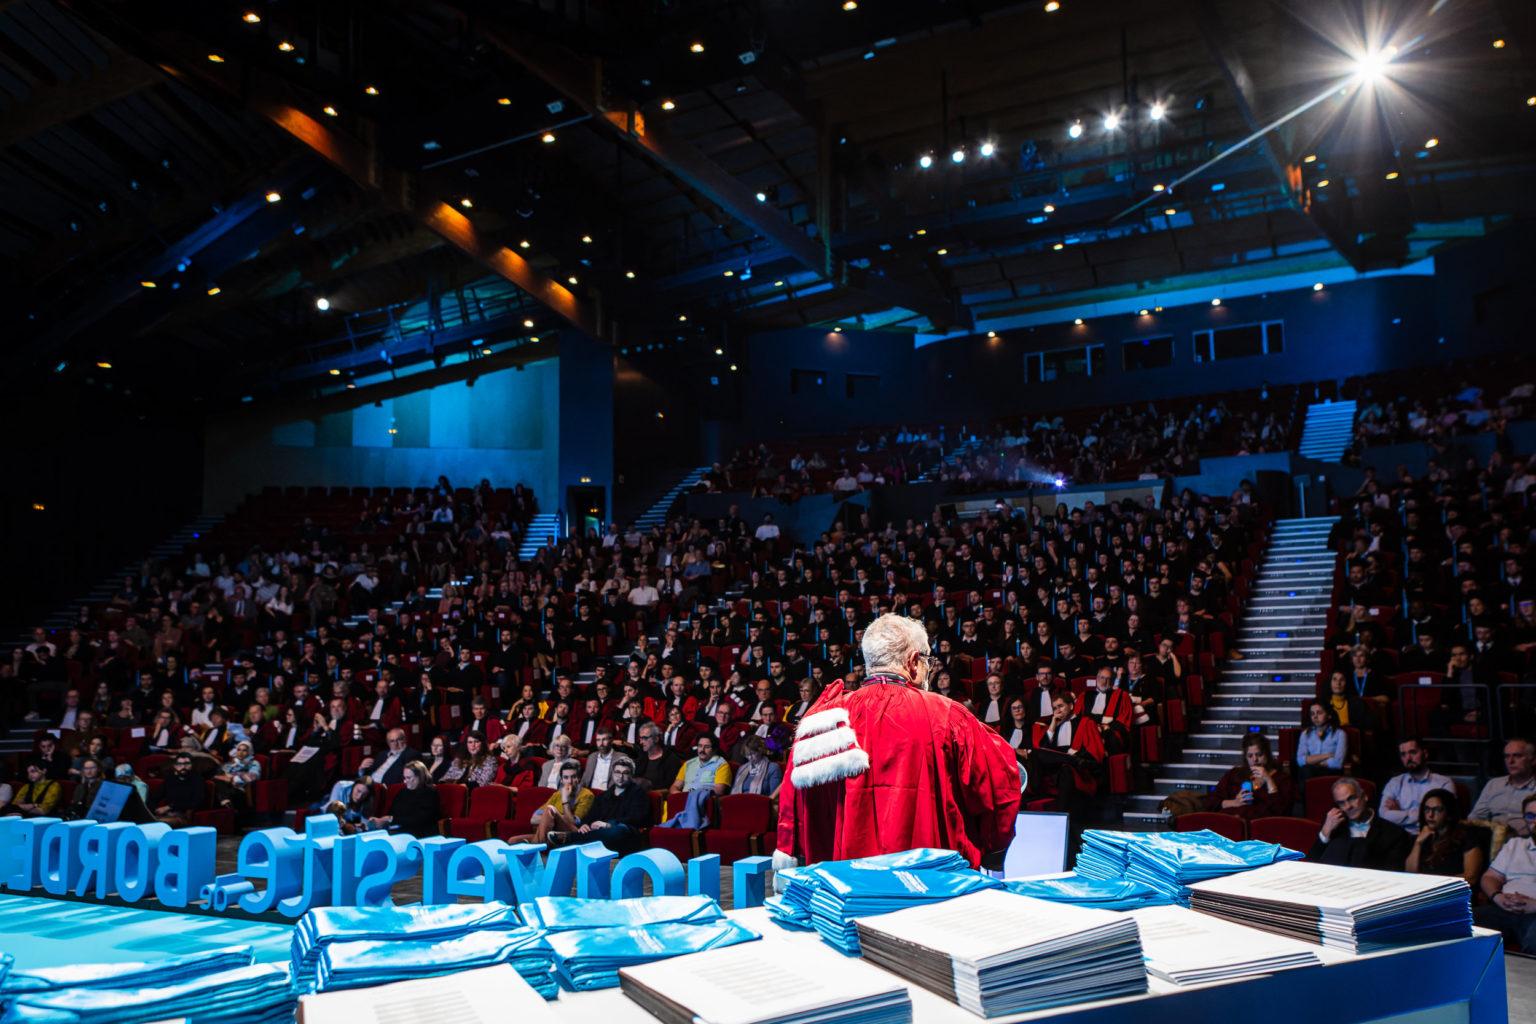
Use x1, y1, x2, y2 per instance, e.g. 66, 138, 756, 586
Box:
1473, 794, 1536, 949
1310, 777, 1412, 870
1404, 789, 1487, 887
1378, 738, 1453, 834
1204, 734, 1295, 820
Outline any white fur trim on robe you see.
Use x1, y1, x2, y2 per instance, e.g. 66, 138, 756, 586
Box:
790, 707, 870, 788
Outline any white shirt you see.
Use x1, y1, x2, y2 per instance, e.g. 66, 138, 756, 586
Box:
370, 748, 406, 784
370, 697, 389, 722
588, 752, 614, 792
1491, 836, 1536, 900
754, 524, 780, 541
628, 585, 660, 607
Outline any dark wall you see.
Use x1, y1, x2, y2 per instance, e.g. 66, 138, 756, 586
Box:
743, 327, 920, 438
1431, 225, 1536, 356
0, 385, 203, 632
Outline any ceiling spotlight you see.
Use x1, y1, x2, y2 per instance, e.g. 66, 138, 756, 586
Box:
1073, 318, 1084, 325
1102, 112, 1121, 131
1312, 282, 1324, 291
660, 98, 677, 111
207, 53, 225, 63
541, 132, 556, 143
530, 336, 540, 343
979, 140, 996, 157
729, 364, 739, 371
950, 147, 966, 164
1316, 178, 1330, 188
322, 105, 338, 117
345, 382, 355, 389
1052, 242, 1065, 251
1148, 101, 1166, 121
459, 197, 473, 208
580, 234, 593, 244
625, 270, 636, 279
678, 314, 688, 322
755, 191, 767, 202
1164, 207, 1177, 216
1152, 183, 1165, 192
773, 280, 785, 287
364, 85, 379, 96
1384, 170, 1400, 180
1528, 96, 1536, 107
843, 0, 859, 9
1042, 203, 1056, 213
1303, 154, 1317, 164
1067, 120, 1083, 139
723, 270, 735, 277
518, 239, 531, 249
918, 153, 934, 169
936, 247, 948, 255
1210, 297, 1221, 306
139, 280, 156, 289
690, 41, 705, 53
277, 41, 295, 52
316, 297, 330, 311
482, 348, 493, 356
206, 286, 221, 296
915, 228, 927, 236
242, 11, 261, 24
986, 330, 997, 338
1353, 46, 1396, 81
1138, 308, 1150, 316
715, 347, 724, 356
328, 368, 341, 376
1424, 137, 1439, 148
497, 96, 512, 106
567, 275, 578, 285
1492, 38, 1506, 49
523, 319, 535, 328
1045, 1, 1061, 11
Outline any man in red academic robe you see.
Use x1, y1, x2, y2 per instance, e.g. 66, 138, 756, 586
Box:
775, 614, 1021, 871
1072, 666, 1133, 756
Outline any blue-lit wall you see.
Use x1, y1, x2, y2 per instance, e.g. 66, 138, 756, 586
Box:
202, 359, 559, 512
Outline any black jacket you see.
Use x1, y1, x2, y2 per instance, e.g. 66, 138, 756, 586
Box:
1308, 814, 1412, 871
586, 784, 651, 830
389, 786, 440, 838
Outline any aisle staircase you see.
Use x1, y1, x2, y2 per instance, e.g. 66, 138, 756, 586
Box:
1123, 516, 1337, 826
633, 466, 710, 531
1297, 400, 1356, 462
516, 512, 562, 560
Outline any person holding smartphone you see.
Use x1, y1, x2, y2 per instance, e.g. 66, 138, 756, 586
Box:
1204, 733, 1295, 819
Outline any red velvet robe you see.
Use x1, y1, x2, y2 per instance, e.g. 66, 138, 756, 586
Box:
776, 678, 1022, 869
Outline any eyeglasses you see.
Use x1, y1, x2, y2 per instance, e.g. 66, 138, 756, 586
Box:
1524, 812, 1536, 821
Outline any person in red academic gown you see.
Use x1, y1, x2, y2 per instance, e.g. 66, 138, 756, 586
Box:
1028, 691, 1106, 809
1072, 667, 1133, 756
775, 614, 1021, 871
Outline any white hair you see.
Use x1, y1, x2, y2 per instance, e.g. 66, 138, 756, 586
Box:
862, 613, 930, 674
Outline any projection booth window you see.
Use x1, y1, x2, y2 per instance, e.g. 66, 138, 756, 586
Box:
1121, 335, 1174, 371
1026, 344, 1104, 383
1192, 320, 1284, 362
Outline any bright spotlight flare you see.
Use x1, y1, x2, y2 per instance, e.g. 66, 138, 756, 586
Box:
1353, 45, 1398, 82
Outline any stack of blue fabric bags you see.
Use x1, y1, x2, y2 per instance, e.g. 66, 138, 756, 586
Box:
0, 947, 294, 1024
531, 896, 759, 991
1003, 874, 1175, 911
1075, 829, 1303, 904
767, 848, 973, 936
293, 902, 554, 998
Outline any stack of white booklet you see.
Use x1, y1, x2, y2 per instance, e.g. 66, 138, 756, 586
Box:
1186, 861, 1472, 953
1131, 905, 1321, 985
853, 889, 1146, 1017
296, 964, 558, 1024
619, 942, 911, 1024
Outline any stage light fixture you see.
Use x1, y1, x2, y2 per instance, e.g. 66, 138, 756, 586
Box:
567, 275, 578, 285
1138, 309, 1149, 316
1102, 112, 1121, 131
242, 11, 261, 24
715, 348, 724, 355
207, 286, 221, 296
1067, 120, 1083, 139
1053, 477, 1066, 489
1149, 101, 1166, 121
1210, 297, 1221, 306
774, 280, 785, 287
1045, 1, 1060, 11
1424, 137, 1439, 148
277, 41, 295, 52
541, 132, 556, 143
987, 330, 997, 338
523, 319, 535, 328
530, 336, 541, 343
729, 363, 739, 371
581, 234, 593, 243
1303, 154, 1317, 163
936, 247, 948, 255
519, 239, 531, 249
1384, 170, 1399, 180
207, 53, 225, 63
364, 85, 379, 96
1164, 207, 1177, 216
322, 105, 338, 117
979, 141, 996, 157
918, 153, 934, 169
661, 99, 676, 111
678, 314, 688, 322
843, 0, 859, 10
139, 280, 155, 288
1353, 46, 1396, 81
723, 270, 734, 277
482, 348, 493, 356
1152, 183, 1165, 192
690, 41, 705, 53
1043, 203, 1056, 213
1073, 318, 1083, 325
951, 147, 966, 163
1316, 178, 1330, 188
95, 361, 112, 369
345, 382, 355, 389
328, 368, 341, 376
625, 271, 636, 279
1527, 96, 1535, 107
497, 96, 512, 106
1053, 242, 1064, 250
1313, 282, 1324, 291
755, 191, 767, 202
459, 197, 473, 208
1493, 39, 1506, 49
316, 297, 330, 311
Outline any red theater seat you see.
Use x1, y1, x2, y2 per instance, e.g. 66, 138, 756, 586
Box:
496, 787, 554, 841
1249, 816, 1321, 854
701, 794, 776, 864
444, 784, 513, 840
1303, 775, 1377, 823
1174, 812, 1248, 842
648, 791, 705, 860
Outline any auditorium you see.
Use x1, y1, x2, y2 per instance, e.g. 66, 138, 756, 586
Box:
1, 0, 1533, 1020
